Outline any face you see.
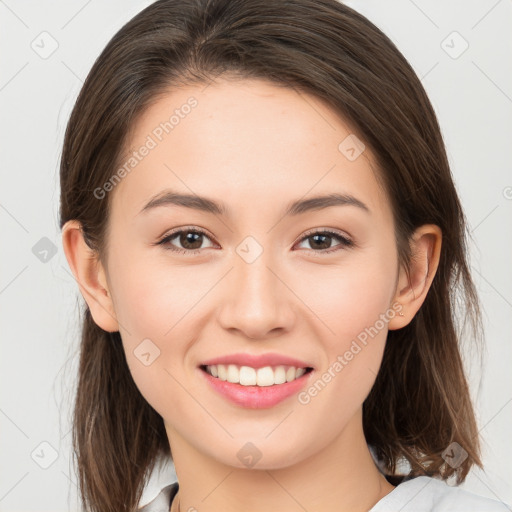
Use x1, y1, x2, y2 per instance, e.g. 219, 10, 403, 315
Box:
103, 78, 401, 469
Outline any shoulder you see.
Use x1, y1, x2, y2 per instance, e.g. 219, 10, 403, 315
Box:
370, 476, 510, 512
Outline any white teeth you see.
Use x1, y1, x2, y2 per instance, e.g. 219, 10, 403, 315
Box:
204, 364, 309, 386
227, 364, 239, 383
256, 366, 274, 387
217, 364, 227, 381
274, 365, 286, 384
239, 366, 257, 386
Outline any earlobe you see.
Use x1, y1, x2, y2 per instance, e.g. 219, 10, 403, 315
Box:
388, 224, 442, 330
61, 220, 119, 333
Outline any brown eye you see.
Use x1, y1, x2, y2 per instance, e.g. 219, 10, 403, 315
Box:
158, 228, 215, 254
296, 230, 353, 254
177, 231, 204, 250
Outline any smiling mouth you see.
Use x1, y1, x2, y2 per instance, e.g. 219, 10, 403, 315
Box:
200, 364, 313, 387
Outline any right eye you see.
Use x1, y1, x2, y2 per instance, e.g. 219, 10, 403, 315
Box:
157, 227, 217, 255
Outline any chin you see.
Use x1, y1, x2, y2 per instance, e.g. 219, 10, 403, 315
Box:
205, 437, 313, 472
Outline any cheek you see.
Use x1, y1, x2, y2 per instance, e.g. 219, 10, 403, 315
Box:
300, 250, 397, 347
108, 244, 208, 341
106, 249, 214, 405
290, 267, 394, 448
293, 246, 396, 405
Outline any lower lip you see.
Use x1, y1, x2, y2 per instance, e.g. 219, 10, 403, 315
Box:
200, 368, 312, 409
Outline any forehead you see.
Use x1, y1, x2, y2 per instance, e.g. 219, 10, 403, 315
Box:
110, 77, 390, 222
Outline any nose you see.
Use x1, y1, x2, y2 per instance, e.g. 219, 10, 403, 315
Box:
217, 252, 296, 340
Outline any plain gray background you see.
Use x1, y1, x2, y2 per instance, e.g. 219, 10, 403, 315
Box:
1, 1, 511, 510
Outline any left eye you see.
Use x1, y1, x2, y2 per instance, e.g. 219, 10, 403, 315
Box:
296, 230, 353, 253
157, 228, 353, 255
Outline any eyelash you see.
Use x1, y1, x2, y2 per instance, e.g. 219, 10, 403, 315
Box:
156, 226, 354, 256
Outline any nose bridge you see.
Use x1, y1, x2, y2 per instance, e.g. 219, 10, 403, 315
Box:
234, 233, 276, 294
218, 238, 295, 338
237, 248, 275, 302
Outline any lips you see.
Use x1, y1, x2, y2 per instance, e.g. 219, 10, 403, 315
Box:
198, 352, 314, 408
200, 352, 313, 369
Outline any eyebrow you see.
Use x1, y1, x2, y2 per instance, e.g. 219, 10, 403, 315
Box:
139, 190, 370, 217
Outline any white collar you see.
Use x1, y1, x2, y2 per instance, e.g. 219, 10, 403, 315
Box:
138, 452, 177, 509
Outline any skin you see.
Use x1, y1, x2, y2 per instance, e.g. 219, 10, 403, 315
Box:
62, 77, 442, 512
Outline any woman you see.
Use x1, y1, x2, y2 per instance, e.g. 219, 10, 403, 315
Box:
60, 1, 510, 510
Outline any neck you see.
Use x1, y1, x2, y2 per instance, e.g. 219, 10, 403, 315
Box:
166, 411, 395, 512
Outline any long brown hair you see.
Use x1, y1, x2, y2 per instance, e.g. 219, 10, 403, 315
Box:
59, 1, 484, 510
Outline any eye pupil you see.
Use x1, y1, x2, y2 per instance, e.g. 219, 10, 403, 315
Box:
310, 234, 331, 250
181, 232, 203, 249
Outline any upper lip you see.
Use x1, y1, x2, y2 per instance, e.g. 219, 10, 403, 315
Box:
200, 352, 314, 369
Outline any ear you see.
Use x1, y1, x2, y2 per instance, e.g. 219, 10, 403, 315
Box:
388, 224, 442, 330
61, 220, 119, 332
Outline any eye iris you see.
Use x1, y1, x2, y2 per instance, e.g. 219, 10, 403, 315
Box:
181, 231, 203, 249
310, 233, 331, 250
